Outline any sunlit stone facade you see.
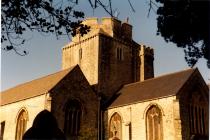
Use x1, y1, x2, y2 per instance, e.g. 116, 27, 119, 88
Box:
0, 17, 208, 140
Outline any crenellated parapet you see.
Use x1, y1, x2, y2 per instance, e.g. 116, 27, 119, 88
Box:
140, 45, 154, 59
72, 17, 132, 42
140, 44, 154, 81
62, 17, 155, 96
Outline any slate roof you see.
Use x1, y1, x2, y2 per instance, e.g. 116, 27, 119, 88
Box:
0, 66, 77, 106
109, 68, 196, 108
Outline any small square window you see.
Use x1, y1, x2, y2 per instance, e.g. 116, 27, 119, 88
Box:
79, 48, 82, 60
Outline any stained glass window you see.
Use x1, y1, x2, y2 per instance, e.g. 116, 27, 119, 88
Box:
109, 113, 122, 140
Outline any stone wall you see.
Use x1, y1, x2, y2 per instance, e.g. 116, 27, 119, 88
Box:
107, 96, 178, 140
0, 94, 47, 140
62, 17, 145, 98
50, 67, 99, 140
62, 35, 99, 85
0, 66, 100, 140
62, 17, 155, 99
179, 83, 209, 140
140, 45, 154, 81
98, 35, 135, 98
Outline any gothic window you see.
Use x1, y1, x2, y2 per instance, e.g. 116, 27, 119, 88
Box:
189, 105, 206, 135
0, 121, 5, 140
195, 106, 198, 133
64, 100, 82, 139
116, 48, 123, 61
201, 108, 205, 134
146, 105, 163, 140
109, 112, 122, 140
189, 105, 195, 133
188, 93, 207, 135
15, 109, 28, 140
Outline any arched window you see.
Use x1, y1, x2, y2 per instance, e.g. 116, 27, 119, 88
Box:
109, 112, 122, 140
64, 100, 82, 139
15, 109, 28, 140
188, 92, 207, 135
146, 105, 163, 140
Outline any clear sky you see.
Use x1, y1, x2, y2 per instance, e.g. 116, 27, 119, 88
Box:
1, 0, 209, 91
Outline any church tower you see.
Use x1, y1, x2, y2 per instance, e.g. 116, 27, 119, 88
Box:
62, 17, 154, 98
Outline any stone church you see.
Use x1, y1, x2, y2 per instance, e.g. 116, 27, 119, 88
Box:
0, 17, 209, 140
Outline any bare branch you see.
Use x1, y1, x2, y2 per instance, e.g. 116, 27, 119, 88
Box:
128, 0, 135, 13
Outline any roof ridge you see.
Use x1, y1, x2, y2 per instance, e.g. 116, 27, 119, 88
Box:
109, 68, 200, 108
124, 68, 195, 87
1, 66, 76, 93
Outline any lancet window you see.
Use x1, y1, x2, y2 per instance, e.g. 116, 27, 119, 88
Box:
146, 105, 163, 140
109, 112, 122, 140
15, 109, 28, 140
64, 100, 82, 139
188, 92, 207, 135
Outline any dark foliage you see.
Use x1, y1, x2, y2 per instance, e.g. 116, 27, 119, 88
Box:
3, 0, 209, 68
1, 0, 116, 55
155, 0, 210, 68
23, 110, 66, 140
1, 0, 90, 55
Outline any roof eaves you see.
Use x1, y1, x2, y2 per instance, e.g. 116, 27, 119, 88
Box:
1, 66, 77, 106
176, 68, 209, 101
0, 92, 48, 106
175, 68, 202, 97
123, 68, 195, 88
108, 94, 176, 110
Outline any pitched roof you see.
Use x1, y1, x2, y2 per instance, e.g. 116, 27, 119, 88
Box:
0, 66, 77, 106
109, 68, 196, 108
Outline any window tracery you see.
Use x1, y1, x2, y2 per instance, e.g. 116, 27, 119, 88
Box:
146, 105, 163, 140
188, 92, 207, 135
64, 100, 82, 140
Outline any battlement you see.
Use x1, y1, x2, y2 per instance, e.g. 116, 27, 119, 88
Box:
82, 17, 121, 29
140, 45, 154, 57
140, 44, 154, 81
82, 17, 98, 26
72, 17, 132, 42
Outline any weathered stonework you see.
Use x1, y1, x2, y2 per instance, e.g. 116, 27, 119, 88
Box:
106, 70, 209, 140
1, 17, 208, 140
62, 35, 99, 85
0, 95, 47, 140
140, 45, 154, 81
50, 66, 99, 139
0, 66, 99, 140
178, 76, 209, 140
62, 17, 154, 98
107, 96, 177, 140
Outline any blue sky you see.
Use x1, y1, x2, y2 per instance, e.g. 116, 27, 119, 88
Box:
1, 0, 209, 91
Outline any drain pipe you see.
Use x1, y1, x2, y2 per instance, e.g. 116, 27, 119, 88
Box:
98, 96, 101, 140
